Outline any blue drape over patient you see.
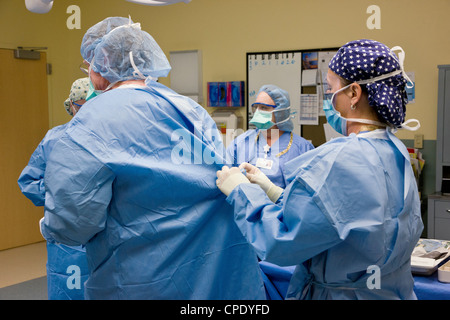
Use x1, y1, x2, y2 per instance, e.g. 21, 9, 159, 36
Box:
40, 80, 265, 300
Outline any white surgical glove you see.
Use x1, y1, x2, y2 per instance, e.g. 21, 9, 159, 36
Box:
239, 162, 283, 203
39, 217, 44, 237
216, 166, 250, 196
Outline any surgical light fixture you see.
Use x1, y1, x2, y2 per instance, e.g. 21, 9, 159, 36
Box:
25, 0, 53, 14
25, 0, 191, 14
125, 0, 192, 5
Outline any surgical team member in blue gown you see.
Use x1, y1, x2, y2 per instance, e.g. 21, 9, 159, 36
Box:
40, 18, 265, 300
216, 39, 423, 300
227, 85, 314, 188
18, 78, 90, 300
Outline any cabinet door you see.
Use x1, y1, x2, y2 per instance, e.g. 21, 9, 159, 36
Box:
0, 49, 49, 250
443, 69, 450, 163
435, 201, 450, 219
435, 218, 450, 240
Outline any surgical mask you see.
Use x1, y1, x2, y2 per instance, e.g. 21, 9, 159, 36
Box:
323, 85, 387, 136
250, 107, 292, 130
86, 61, 106, 101
86, 79, 99, 101
323, 93, 346, 135
250, 110, 275, 130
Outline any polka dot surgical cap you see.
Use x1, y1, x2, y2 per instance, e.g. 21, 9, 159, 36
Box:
63, 77, 89, 116
329, 39, 410, 127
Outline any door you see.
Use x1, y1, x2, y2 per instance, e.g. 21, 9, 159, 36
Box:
0, 48, 49, 250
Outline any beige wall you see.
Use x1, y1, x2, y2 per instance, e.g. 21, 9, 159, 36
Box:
1, 0, 449, 140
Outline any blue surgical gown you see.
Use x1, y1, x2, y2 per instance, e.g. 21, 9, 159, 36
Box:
226, 129, 314, 188
227, 129, 423, 300
40, 81, 266, 300
17, 124, 89, 300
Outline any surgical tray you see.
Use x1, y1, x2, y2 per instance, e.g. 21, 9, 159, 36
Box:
411, 238, 450, 276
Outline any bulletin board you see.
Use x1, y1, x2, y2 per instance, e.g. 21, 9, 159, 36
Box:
246, 47, 339, 147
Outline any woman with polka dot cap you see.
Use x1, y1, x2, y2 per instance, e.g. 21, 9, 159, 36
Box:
216, 39, 423, 299
324, 39, 419, 135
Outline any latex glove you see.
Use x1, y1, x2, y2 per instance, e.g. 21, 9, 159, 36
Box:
239, 162, 283, 203
39, 217, 44, 237
216, 166, 250, 196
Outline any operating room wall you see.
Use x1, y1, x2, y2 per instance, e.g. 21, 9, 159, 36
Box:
1, 0, 448, 138
0, 0, 447, 226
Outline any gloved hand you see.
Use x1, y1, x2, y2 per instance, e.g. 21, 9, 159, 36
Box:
39, 217, 44, 237
239, 162, 283, 203
216, 166, 250, 196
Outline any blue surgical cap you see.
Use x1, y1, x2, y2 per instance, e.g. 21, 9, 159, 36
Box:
91, 23, 171, 83
80, 17, 132, 63
259, 84, 293, 132
329, 39, 409, 126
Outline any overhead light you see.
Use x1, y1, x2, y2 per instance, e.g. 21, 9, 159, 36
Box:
126, 0, 191, 6
25, 0, 54, 14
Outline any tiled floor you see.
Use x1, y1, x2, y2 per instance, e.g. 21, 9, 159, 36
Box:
0, 241, 47, 288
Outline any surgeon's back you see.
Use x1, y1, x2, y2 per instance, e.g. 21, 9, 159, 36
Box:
42, 83, 265, 299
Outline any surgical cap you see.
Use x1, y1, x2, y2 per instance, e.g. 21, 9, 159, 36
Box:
63, 77, 90, 116
80, 17, 132, 63
329, 39, 409, 126
259, 84, 293, 132
91, 23, 171, 83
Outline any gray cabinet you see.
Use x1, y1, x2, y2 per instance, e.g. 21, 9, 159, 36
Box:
428, 194, 450, 240
436, 65, 450, 194
428, 65, 450, 239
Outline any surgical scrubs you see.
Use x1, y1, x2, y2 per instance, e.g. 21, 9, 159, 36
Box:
227, 130, 314, 188
18, 124, 88, 300
227, 129, 423, 299
40, 80, 265, 300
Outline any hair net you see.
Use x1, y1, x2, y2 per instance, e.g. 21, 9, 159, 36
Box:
329, 39, 409, 126
63, 77, 90, 116
80, 17, 133, 63
259, 84, 293, 132
91, 23, 171, 83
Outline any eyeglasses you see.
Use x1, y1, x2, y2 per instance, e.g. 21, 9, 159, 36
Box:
251, 102, 276, 113
71, 101, 84, 108
79, 62, 89, 75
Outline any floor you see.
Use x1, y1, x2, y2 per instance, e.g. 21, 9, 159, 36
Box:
0, 241, 48, 299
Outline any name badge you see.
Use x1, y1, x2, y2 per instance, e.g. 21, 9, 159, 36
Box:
255, 158, 273, 170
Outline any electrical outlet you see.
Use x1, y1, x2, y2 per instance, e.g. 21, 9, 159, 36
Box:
414, 134, 423, 149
